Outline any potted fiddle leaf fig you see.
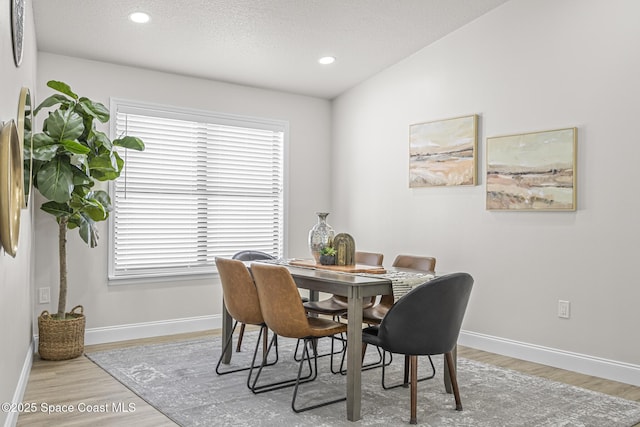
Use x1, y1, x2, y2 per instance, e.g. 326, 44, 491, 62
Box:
31, 80, 145, 360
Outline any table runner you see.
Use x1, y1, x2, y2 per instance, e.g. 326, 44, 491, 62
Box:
356, 270, 435, 301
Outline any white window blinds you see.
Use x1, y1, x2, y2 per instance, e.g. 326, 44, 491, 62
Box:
109, 100, 285, 280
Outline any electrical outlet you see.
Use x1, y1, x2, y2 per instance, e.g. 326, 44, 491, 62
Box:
38, 287, 51, 304
558, 300, 570, 319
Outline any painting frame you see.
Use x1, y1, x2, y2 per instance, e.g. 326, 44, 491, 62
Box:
486, 127, 577, 211
409, 114, 478, 188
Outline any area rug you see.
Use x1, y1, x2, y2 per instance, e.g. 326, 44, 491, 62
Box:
86, 333, 640, 427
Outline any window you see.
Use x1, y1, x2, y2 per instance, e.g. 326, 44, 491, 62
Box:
108, 99, 286, 281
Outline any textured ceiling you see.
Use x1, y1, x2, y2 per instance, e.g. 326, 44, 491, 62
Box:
32, 0, 508, 99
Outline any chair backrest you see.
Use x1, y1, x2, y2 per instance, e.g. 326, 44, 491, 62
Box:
392, 254, 436, 272
232, 250, 275, 261
377, 272, 473, 355
355, 251, 384, 266
250, 263, 312, 339
215, 257, 264, 326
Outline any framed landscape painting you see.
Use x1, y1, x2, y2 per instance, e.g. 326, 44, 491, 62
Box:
486, 127, 577, 211
409, 114, 477, 187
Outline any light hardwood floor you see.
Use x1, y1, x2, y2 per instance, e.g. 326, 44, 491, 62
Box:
17, 330, 640, 426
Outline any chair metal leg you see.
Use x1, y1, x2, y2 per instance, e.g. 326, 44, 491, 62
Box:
338, 341, 391, 375
445, 351, 463, 411
292, 338, 347, 413
236, 322, 246, 352
248, 333, 314, 394
216, 322, 278, 375
294, 316, 346, 362
410, 355, 418, 424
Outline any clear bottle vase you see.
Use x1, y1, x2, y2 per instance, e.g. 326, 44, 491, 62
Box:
308, 212, 335, 263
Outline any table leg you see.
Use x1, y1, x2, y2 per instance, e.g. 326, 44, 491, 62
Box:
222, 300, 233, 364
443, 345, 457, 393
346, 286, 363, 421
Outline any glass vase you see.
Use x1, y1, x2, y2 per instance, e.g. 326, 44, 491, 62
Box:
308, 212, 335, 263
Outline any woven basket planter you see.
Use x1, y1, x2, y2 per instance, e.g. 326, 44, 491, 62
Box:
38, 305, 85, 360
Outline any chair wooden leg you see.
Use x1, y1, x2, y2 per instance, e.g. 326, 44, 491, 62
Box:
410, 355, 418, 424
236, 323, 246, 352
403, 354, 410, 387
445, 351, 463, 411
262, 327, 268, 364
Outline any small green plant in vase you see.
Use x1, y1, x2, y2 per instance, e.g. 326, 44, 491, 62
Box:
319, 246, 336, 265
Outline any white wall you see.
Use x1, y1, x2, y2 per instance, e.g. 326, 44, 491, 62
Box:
332, 0, 640, 367
0, 2, 37, 425
35, 53, 331, 330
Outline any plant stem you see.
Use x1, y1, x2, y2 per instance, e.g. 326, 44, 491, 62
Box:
57, 218, 68, 319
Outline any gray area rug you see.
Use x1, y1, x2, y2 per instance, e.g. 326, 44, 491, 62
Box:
86, 333, 640, 426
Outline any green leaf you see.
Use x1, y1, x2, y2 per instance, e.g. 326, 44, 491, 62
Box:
34, 94, 73, 116
31, 133, 59, 161
32, 132, 55, 148
91, 130, 112, 151
40, 201, 72, 218
89, 153, 119, 173
36, 157, 74, 203
113, 136, 145, 151
71, 167, 93, 187
45, 109, 84, 142
76, 213, 99, 247
89, 152, 124, 181
69, 193, 107, 222
61, 140, 91, 155
31, 144, 60, 162
92, 190, 112, 214
47, 80, 78, 100
77, 98, 110, 123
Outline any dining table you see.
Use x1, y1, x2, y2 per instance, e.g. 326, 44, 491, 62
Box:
219, 260, 455, 422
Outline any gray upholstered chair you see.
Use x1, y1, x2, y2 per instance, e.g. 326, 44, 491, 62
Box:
345, 255, 436, 376
362, 272, 474, 424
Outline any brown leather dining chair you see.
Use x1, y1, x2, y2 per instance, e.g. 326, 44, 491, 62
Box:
355, 251, 385, 266
231, 250, 276, 352
303, 250, 383, 319
214, 257, 277, 378
361, 273, 474, 424
250, 262, 348, 413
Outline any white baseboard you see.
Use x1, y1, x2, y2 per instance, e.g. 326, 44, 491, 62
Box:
4, 342, 34, 427
29, 316, 640, 389
459, 330, 640, 387
84, 314, 222, 345
33, 314, 222, 349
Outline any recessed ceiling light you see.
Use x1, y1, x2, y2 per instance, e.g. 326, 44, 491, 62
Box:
318, 56, 336, 65
129, 12, 150, 24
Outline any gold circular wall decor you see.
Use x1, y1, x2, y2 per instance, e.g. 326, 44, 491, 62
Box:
0, 120, 22, 257
17, 87, 31, 208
